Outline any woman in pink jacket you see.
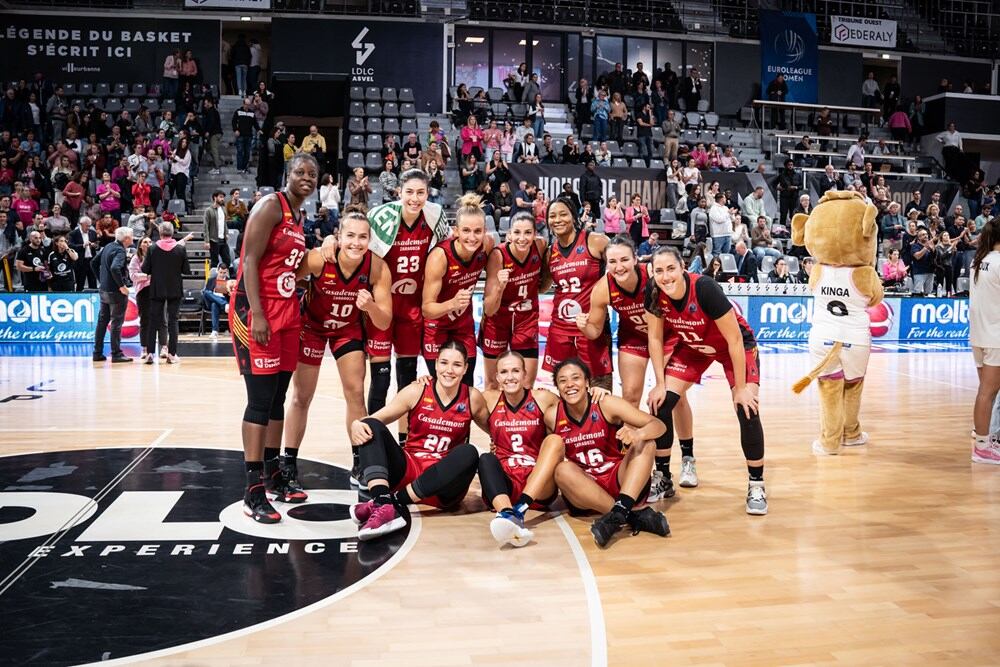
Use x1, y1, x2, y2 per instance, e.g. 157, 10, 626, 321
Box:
881, 247, 909, 288
624, 193, 650, 245
460, 116, 485, 161
602, 196, 623, 234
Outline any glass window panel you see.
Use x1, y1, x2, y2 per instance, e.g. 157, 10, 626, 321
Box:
685, 43, 714, 108
454, 27, 490, 91
532, 33, 563, 101
595, 36, 623, 85
566, 34, 580, 99
626, 38, 654, 82
491, 29, 527, 92
655, 39, 683, 87
582, 38, 594, 86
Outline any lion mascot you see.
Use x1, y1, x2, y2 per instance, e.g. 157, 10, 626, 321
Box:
791, 190, 884, 455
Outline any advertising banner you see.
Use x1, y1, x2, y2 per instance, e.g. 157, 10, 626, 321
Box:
270, 18, 444, 114
760, 10, 819, 104
185, 0, 270, 8
831, 16, 897, 49
508, 164, 668, 210
0, 292, 139, 344
0, 15, 220, 84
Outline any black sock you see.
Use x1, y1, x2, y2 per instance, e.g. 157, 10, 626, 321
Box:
514, 493, 533, 514
680, 438, 694, 458
398, 432, 408, 444
264, 447, 280, 462
394, 487, 414, 506
369, 483, 391, 504
351, 447, 360, 470
748, 464, 764, 482
367, 361, 391, 415
612, 493, 636, 518
245, 461, 263, 490
263, 448, 281, 479
655, 455, 671, 477
283, 448, 298, 464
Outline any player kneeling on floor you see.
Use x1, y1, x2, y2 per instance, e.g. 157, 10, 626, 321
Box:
350, 341, 488, 541
547, 358, 670, 548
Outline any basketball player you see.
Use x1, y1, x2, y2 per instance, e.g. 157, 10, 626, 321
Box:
282, 209, 393, 485
575, 235, 695, 500
644, 246, 768, 515
365, 169, 451, 441
970, 218, 1000, 464
230, 153, 316, 523
477, 350, 608, 547
349, 341, 487, 540
542, 197, 613, 389
548, 358, 670, 548
422, 194, 494, 387
479, 212, 547, 390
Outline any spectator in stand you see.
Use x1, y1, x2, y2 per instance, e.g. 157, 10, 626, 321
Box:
514, 132, 539, 163
225, 188, 249, 228
562, 135, 581, 165
636, 103, 654, 164
816, 163, 842, 196
689, 196, 709, 247
575, 78, 594, 136
69, 215, 97, 290
532, 189, 548, 231
426, 160, 446, 206
909, 228, 936, 295
348, 166, 371, 210
814, 107, 836, 149
937, 121, 965, 180
964, 168, 986, 220
131, 171, 151, 210
248, 39, 262, 93
201, 98, 223, 176
426, 120, 451, 164
734, 241, 758, 282
521, 72, 541, 105
580, 160, 603, 214
125, 205, 151, 242
976, 203, 993, 231
680, 67, 702, 111
861, 72, 880, 109
882, 248, 908, 288
231, 97, 258, 175
484, 150, 510, 190
539, 134, 558, 164
44, 203, 70, 236
661, 110, 682, 163
887, 106, 912, 144
420, 141, 445, 173
283, 133, 300, 177
96, 211, 118, 248
15, 230, 47, 292
609, 92, 627, 144
319, 174, 341, 227
203, 190, 233, 272
497, 121, 517, 164
93, 226, 133, 362
590, 88, 611, 142
380, 134, 401, 168
777, 159, 800, 227
905, 189, 925, 216
528, 93, 546, 142
11, 183, 38, 227
379, 159, 399, 202
881, 201, 907, 249
513, 181, 533, 215
492, 180, 513, 229
751, 215, 782, 262
702, 255, 724, 280
162, 49, 181, 101
460, 155, 481, 193
871, 175, 892, 217
730, 211, 750, 249
882, 75, 901, 123
299, 125, 327, 163
651, 80, 668, 126
579, 201, 596, 231
607, 62, 628, 99
909, 96, 926, 139
595, 141, 612, 167
765, 73, 788, 130
625, 193, 650, 245
142, 222, 189, 364
231, 35, 251, 97
846, 135, 867, 170
740, 186, 770, 228
934, 230, 960, 296
636, 231, 660, 262
202, 264, 232, 339
768, 257, 796, 284
603, 196, 624, 234
708, 193, 735, 255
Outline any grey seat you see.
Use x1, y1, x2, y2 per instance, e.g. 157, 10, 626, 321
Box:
348, 134, 366, 151
398, 88, 415, 103
400, 118, 417, 134
350, 86, 364, 100
123, 98, 141, 113
347, 152, 365, 170
383, 117, 400, 134
348, 117, 365, 134
365, 134, 382, 151
612, 158, 629, 168
719, 253, 738, 273
365, 152, 383, 171
649, 159, 665, 169
365, 118, 383, 134
622, 125, 637, 142
581, 124, 594, 141
365, 86, 381, 101
113, 83, 128, 96
383, 102, 399, 118
783, 255, 800, 276
631, 159, 647, 168
350, 101, 365, 117
381, 87, 397, 102
365, 102, 382, 117
621, 142, 639, 158
95, 83, 111, 97
104, 98, 122, 113
168, 199, 187, 215
399, 103, 416, 118
131, 83, 146, 97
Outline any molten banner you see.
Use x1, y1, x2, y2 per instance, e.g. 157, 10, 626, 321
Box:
760, 10, 819, 104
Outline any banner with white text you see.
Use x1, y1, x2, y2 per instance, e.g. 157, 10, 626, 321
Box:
508, 164, 668, 210
831, 16, 897, 49
760, 10, 819, 104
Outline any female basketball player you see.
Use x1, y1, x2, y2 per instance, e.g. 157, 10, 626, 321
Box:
282, 209, 393, 485
421, 194, 494, 386
575, 235, 695, 501
548, 358, 670, 548
644, 246, 768, 515
542, 197, 613, 389
477, 350, 607, 547
479, 212, 547, 390
349, 341, 487, 540
230, 152, 316, 523
970, 218, 1000, 464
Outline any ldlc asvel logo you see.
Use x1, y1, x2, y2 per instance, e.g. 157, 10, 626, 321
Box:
351, 26, 376, 82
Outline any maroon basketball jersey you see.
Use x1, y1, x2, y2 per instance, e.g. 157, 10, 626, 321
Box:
554, 398, 622, 477
656, 272, 755, 357
302, 250, 372, 338
608, 264, 649, 350
405, 382, 473, 461
495, 242, 542, 315
384, 211, 435, 306
489, 390, 547, 472
548, 230, 603, 335
431, 239, 488, 331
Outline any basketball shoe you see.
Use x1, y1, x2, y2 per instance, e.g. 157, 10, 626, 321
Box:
265, 462, 308, 503
746, 480, 768, 515
647, 470, 675, 501
843, 432, 869, 447
972, 434, 1000, 465
627, 507, 670, 537
490, 509, 534, 547
590, 509, 627, 548
357, 501, 409, 541
679, 456, 699, 487
244, 483, 281, 524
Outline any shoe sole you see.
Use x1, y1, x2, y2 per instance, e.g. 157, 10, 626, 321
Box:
243, 504, 281, 524
971, 454, 1000, 465
349, 476, 369, 491
679, 477, 698, 488
647, 485, 676, 502
266, 490, 308, 503
812, 442, 841, 456
490, 517, 533, 547
357, 516, 407, 541
746, 505, 768, 516
843, 434, 869, 447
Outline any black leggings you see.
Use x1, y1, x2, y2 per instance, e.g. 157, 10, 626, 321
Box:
243, 371, 293, 426
358, 419, 478, 507
477, 452, 513, 504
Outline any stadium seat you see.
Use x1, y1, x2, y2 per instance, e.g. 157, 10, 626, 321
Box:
384, 117, 401, 134
704, 113, 720, 131
95, 83, 111, 97
400, 103, 416, 118
398, 88, 415, 103
659, 208, 676, 221
365, 152, 383, 171
77, 83, 94, 96
760, 255, 776, 274
160, 99, 176, 113
469, 86, 484, 98
142, 98, 159, 112
365, 102, 382, 117
365, 135, 382, 151
347, 152, 365, 170
696, 100, 709, 112
651, 127, 664, 144
365, 86, 381, 101
719, 253, 738, 273
649, 159, 665, 170
510, 104, 527, 120
63, 83, 76, 96
113, 83, 128, 96
350, 101, 365, 117
382, 87, 397, 102
685, 112, 702, 129
783, 255, 800, 276
168, 199, 187, 215
581, 124, 593, 141
401, 118, 417, 134
129, 83, 145, 98
383, 102, 399, 118
348, 116, 365, 134
622, 142, 638, 158
104, 98, 122, 113
366, 118, 382, 133
499, 216, 511, 234
631, 159, 647, 168
612, 158, 629, 168
487, 87, 505, 101
607, 141, 620, 153
350, 86, 364, 101
123, 98, 140, 113
622, 125, 637, 142
348, 135, 365, 151
259, 186, 275, 197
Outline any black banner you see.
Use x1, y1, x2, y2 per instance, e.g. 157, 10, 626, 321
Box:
270, 18, 444, 114
508, 164, 669, 210
0, 15, 220, 85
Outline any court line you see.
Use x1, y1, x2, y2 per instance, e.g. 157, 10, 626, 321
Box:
555, 514, 608, 667
879, 366, 978, 392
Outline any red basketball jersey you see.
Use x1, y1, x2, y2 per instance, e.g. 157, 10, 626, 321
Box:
301, 250, 372, 338
495, 242, 542, 315
234, 191, 306, 331
554, 398, 622, 477
383, 211, 435, 307
608, 264, 649, 349
656, 272, 755, 358
430, 239, 488, 332
405, 382, 473, 461
489, 390, 547, 473
548, 230, 604, 335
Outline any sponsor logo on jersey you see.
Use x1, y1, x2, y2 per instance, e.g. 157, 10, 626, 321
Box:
277, 272, 297, 298
302, 346, 325, 359
456, 402, 467, 413
253, 357, 281, 370
391, 278, 418, 295
525, 401, 536, 412
556, 299, 582, 321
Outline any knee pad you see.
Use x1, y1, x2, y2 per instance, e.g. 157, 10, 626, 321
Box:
368, 361, 391, 414
452, 443, 481, 471
269, 371, 292, 421
654, 391, 682, 450
736, 407, 765, 461
244, 374, 278, 426
396, 356, 418, 389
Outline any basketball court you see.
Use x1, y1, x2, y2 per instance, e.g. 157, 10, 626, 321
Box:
2, 346, 997, 666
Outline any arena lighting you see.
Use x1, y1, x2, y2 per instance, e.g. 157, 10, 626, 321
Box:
464, 36, 485, 43
240, 16, 252, 21
518, 39, 540, 46
881, 53, 891, 59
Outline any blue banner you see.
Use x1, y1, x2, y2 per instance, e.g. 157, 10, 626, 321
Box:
760, 10, 819, 104
0, 292, 140, 344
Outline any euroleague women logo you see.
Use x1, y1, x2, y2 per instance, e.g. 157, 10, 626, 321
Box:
0, 448, 411, 666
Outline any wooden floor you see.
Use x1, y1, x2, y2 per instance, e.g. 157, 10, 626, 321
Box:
2, 349, 999, 666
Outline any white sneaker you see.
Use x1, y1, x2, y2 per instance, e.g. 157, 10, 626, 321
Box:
812, 440, 840, 456
210, 330, 219, 339
843, 432, 869, 447
144, 353, 154, 365
489, 511, 534, 548
746, 480, 768, 515
646, 470, 675, 501
679, 456, 699, 488
972, 434, 1000, 465
159, 346, 168, 359
166, 354, 180, 364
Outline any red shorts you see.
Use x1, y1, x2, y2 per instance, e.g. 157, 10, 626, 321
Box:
298, 327, 365, 366
423, 319, 476, 361
495, 463, 557, 510
478, 309, 540, 358
588, 460, 650, 505
617, 331, 650, 359
542, 328, 613, 377
230, 293, 300, 375
665, 345, 761, 387
365, 297, 422, 357
395, 450, 472, 509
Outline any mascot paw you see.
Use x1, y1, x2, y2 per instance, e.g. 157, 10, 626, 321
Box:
843, 432, 869, 447
812, 440, 841, 456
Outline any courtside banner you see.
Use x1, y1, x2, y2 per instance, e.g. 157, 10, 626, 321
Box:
0, 292, 139, 344
508, 164, 669, 210
831, 16, 897, 49
0, 16, 220, 83
760, 10, 819, 104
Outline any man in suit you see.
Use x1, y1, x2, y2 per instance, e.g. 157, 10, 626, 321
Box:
142, 222, 190, 364
814, 164, 842, 197
202, 190, 233, 273
69, 216, 99, 290
680, 67, 702, 110
93, 226, 133, 362
734, 241, 759, 283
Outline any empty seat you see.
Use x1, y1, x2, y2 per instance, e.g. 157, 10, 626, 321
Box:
499, 216, 511, 233
649, 159, 665, 169
77, 83, 94, 96
621, 142, 639, 158
382, 87, 397, 102
659, 208, 676, 221
398, 88, 415, 102
696, 100, 710, 112
651, 127, 665, 144
142, 98, 159, 112
383, 102, 399, 118
365, 118, 382, 133
348, 134, 366, 151
510, 103, 527, 119
783, 255, 800, 276
401, 118, 417, 134
347, 152, 365, 170
259, 186, 275, 197
399, 103, 416, 118
95, 83, 111, 97
348, 116, 365, 134
365, 102, 382, 117
129, 83, 146, 98
104, 98, 122, 113
487, 87, 505, 101
365, 152, 383, 171
685, 112, 702, 128
365, 86, 381, 101
365, 135, 382, 151
622, 125, 637, 142
719, 253, 738, 273
113, 83, 128, 96
383, 117, 400, 134
168, 199, 187, 215
612, 158, 629, 168
160, 99, 176, 112
349, 101, 365, 117
63, 83, 77, 96
631, 159, 647, 168
760, 255, 776, 274
239, 186, 254, 200
350, 86, 364, 100
704, 113, 719, 130
581, 123, 594, 141
607, 141, 620, 153
123, 98, 141, 113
